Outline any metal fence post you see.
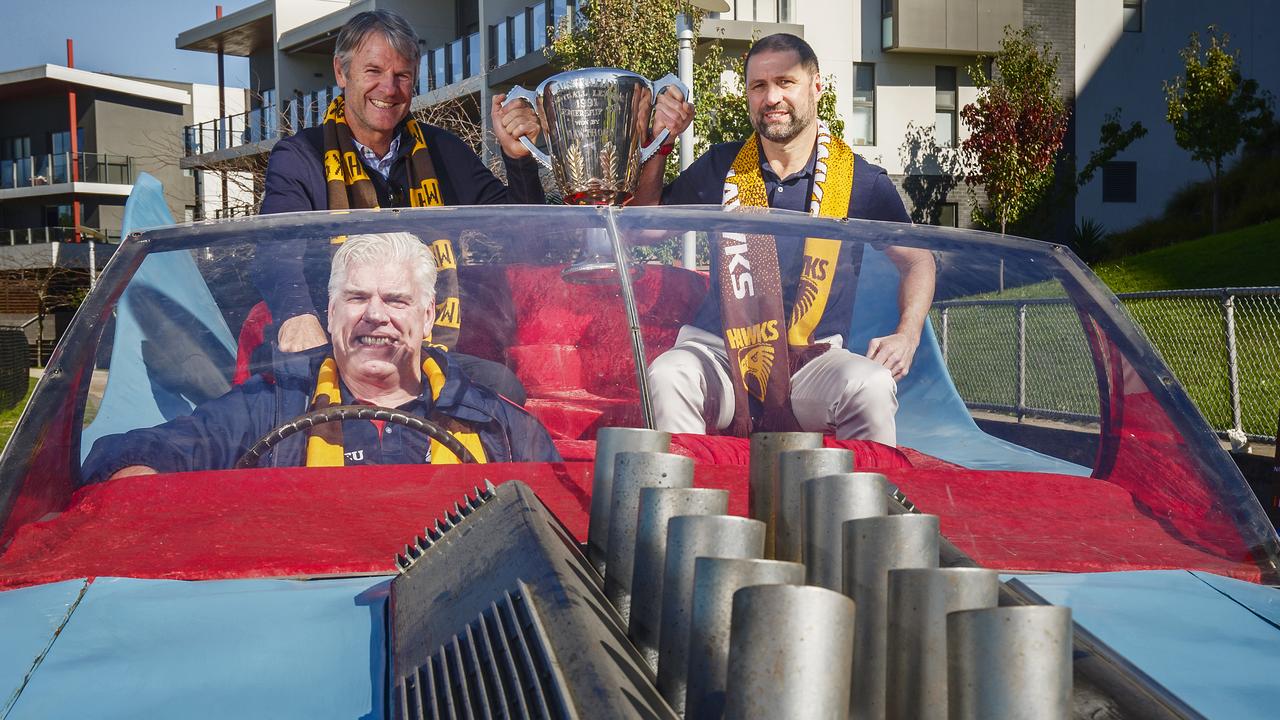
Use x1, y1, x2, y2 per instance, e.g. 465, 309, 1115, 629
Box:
940, 306, 950, 365
1222, 293, 1244, 439
1016, 303, 1027, 420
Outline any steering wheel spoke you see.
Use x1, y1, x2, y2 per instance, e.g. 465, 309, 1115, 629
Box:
235, 405, 478, 468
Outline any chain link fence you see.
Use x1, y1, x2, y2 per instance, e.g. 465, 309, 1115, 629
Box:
931, 287, 1280, 443
0, 327, 29, 411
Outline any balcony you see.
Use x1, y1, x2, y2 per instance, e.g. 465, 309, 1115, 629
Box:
421, 33, 482, 94
184, 90, 284, 158
185, 106, 285, 157
881, 0, 1022, 54
701, 0, 800, 43
1, 226, 122, 245
718, 0, 794, 23
0, 153, 135, 192
489, 0, 578, 70
210, 203, 256, 220
283, 85, 342, 134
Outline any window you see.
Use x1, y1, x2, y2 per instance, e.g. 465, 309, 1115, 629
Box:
1123, 0, 1142, 33
48, 129, 85, 183
935, 66, 958, 148
937, 202, 959, 227
1102, 161, 1137, 203
43, 205, 72, 227
1, 136, 30, 160
850, 63, 876, 146
881, 0, 894, 50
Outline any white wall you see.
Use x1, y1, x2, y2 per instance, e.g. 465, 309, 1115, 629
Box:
1074, 0, 1280, 233
190, 83, 255, 214
273, 0, 351, 101
792, 0, 981, 176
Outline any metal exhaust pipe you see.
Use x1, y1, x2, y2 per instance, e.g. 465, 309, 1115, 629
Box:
685, 557, 805, 720
775, 448, 854, 563
748, 431, 823, 558
604, 451, 693, 624
588, 428, 671, 575
844, 513, 940, 720
947, 606, 1073, 720
629, 487, 730, 673
885, 567, 999, 720
723, 584, 856, 720
656, 515, 765, 716
803, 472, 890, 591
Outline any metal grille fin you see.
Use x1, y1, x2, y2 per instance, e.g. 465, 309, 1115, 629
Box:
398, 582, 575, 720
396, 481, 497, 571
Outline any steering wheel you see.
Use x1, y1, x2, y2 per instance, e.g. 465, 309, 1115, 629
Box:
234, 404, 479, 468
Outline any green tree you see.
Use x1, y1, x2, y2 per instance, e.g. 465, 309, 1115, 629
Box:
1164, 26, 1274, 234
547, 0, 697, 78
1076, 108, 1147, 187
960, 26, 1070, 234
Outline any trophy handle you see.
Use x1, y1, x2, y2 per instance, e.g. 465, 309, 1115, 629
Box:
638, 74, 691, 163
500, 86, 553, 170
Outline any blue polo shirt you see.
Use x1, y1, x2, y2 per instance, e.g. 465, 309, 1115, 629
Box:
661, 139, 910, 343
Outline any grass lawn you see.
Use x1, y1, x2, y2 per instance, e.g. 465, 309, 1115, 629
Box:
0, 378, 37, 452
934, 221, 1280, 437
1093, 219, 1280, 293
1095, 225, 1280, 436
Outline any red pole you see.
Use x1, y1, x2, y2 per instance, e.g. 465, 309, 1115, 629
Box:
67, 38, 81, 242
217, 5, 228, 217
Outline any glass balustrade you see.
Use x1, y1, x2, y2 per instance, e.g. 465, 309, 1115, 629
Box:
0, 226, 121, 244
0, 153, 135, 189
486, 0, 579, 74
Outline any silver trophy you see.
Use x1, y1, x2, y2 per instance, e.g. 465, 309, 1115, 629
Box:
501, 68, 687, 427
502, 67, 688, 206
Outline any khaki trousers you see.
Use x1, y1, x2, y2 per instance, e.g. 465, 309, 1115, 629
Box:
646, 325, 898, 445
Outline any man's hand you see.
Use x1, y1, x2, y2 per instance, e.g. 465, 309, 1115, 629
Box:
109, 465, 158, 481
278, 314, 328, 352
492, 94, 541, 160
867, 332, 920, 380
649, 88, 694, 155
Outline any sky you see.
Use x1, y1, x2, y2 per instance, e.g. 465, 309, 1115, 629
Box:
0, 0, 260, 86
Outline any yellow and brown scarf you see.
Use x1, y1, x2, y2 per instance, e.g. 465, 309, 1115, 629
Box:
719, 122, 855, 435
321, 95, 461, 350
304, 354, 488, 466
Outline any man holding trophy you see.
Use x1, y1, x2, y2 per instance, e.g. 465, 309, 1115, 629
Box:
634, 34, 936, 445
256, 10, 545, 403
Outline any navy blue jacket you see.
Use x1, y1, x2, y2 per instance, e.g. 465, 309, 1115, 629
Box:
81, 347, 560, 484
257, 123, 545, 321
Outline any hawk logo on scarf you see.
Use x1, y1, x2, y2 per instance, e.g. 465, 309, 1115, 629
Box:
790, 254, 831, 329
717, 121, 856, 435
738, 344, 776, 402
324, 150, 344, 183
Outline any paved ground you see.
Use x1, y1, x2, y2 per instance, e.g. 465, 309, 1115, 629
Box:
29, 367, 109, 413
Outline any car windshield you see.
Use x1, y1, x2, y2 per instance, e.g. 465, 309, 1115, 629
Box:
1, 204, 1276, 583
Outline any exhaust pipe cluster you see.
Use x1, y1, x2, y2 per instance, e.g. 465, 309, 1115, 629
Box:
588, 429, 1073, 719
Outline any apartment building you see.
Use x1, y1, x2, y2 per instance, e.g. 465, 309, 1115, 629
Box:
0, 62, 249, 353
176, 0, 1278, 238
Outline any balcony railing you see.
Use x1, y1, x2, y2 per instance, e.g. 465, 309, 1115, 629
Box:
422, 32, 482, 93
717, 0, 793, 23
283, 85, 342, 134
0, 153, 135, 190
0, 226, 122, 245
184, 106, 285, 156
489, 0, 576, 70
211, 203, 256, 220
